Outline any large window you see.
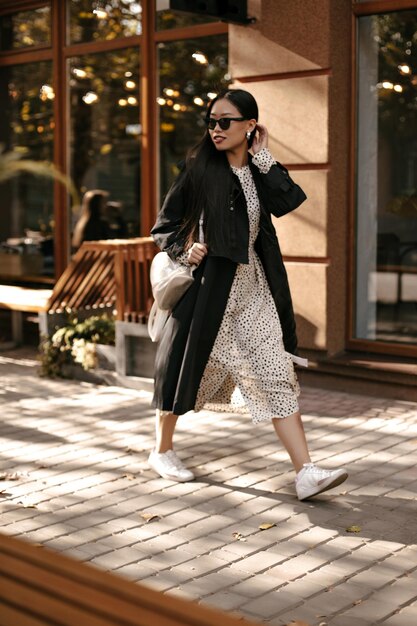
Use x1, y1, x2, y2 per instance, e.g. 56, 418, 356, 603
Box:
0, 60, 54, 277
158, 35, 230, 196
69, 48, 141, 241
0, 0, 228, 281
68, 0, 142, 44
355, 9, 417, 346
0, 5, 51, 51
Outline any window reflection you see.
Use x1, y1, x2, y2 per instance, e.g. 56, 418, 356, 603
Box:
68, 0, 142, 44
69, 48, 141, 244
0, 6, 51, 51
355, 10, 417, 344
0, 61, 54, 278
158, 35, 230, 198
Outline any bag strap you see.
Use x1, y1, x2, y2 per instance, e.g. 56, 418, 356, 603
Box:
198, 212, 204, 244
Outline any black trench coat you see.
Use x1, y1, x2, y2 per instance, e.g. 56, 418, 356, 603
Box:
151, 154, 307, 416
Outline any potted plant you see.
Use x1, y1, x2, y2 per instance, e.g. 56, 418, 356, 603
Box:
39, 313, 115, 379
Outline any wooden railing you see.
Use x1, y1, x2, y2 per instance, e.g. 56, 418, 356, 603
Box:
47, 238, 158, 322
113, 238, 158, 323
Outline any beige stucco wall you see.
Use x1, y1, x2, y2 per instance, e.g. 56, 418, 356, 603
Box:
230, 0, 351, 355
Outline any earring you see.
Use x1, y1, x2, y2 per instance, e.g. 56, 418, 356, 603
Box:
246, 131, 251, 140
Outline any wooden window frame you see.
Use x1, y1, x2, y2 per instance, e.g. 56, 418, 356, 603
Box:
0, 0, 228, 279
347, 0, 417, 357
0, 1, 48, 16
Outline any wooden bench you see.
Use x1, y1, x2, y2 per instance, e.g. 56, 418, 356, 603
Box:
0, 238, 158, 345
0, 285, 52, 344
0, 533, 258, 626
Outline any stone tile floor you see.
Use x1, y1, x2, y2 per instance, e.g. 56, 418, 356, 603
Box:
0, 348, 416, 625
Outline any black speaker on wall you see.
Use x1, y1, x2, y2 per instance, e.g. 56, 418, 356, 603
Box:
169, 1, 255, 25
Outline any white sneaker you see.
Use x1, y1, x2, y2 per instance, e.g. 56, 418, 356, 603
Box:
295, 463, 348, 501
148, 449, 195, 482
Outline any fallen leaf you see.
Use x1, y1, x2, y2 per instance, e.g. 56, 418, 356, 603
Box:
232, 532, 247, 542
0, 472, 23, 481
353, 599, 362, 605
140, 512, 160, 523
123, 473, 136, 480
17, 502, 37, 509
346, 525, 361, 533
259, 523, 276, 531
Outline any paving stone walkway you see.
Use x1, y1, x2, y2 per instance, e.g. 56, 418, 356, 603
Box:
0, 350, 417, 625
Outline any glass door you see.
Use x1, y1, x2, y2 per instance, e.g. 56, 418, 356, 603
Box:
354, 9, 417, 348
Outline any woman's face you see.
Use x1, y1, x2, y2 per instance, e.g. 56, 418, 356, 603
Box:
208, 98, 256, 153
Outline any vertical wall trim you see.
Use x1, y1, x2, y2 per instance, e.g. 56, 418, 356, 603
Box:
140, 1, 156, 237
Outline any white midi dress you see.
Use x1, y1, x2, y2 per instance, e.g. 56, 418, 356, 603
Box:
194, 148, 300, 424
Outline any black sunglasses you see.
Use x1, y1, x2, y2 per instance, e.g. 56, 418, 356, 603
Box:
205, 116, 246, 131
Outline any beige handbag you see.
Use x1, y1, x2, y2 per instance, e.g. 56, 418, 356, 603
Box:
148, 215, 204, 342
150, 252, 195, 311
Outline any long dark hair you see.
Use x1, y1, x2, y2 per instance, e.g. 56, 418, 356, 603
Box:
175, 88, 259, 249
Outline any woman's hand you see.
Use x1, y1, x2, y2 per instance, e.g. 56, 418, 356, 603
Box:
251, 123, 269, 154
187, 242, 208, 265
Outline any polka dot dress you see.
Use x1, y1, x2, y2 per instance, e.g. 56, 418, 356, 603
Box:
194, 148, 300, 424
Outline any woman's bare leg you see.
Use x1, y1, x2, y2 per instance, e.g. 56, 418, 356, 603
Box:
272, 411, 311, 473
155, 410, 179, 453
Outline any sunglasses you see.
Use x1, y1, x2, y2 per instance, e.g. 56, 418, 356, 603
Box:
205, 116, 246, 131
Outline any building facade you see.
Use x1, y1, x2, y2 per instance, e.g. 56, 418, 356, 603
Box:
0, 0, 416, 369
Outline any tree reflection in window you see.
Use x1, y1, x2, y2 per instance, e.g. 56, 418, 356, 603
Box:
68, 0, 142, 44
375, 11, 417, 217
69, 48, 141, 238
355, 10, 417, 344
0, 6, 51, 51
0, 61, 54, 275
158, 35, 230, 198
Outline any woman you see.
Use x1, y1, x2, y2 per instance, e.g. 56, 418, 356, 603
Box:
72, 189, 110, 250
150, 89, 348, 501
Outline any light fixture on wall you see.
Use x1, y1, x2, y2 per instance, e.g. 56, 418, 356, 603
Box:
82, 91, 99, 104
192, 51, 208, 65
39, 84, 55, 101
378, 81, 404, 93
398, 64, 411, 75
72, 68, 88, 79
92, 0, 108, 19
